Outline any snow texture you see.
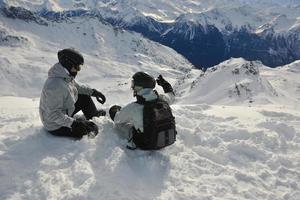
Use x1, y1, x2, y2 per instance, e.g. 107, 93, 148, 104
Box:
0, 1, 300, 200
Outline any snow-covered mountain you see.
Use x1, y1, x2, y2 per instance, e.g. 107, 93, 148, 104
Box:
174, 57, 300, 106
0, 1, 300, 200
0, 11, 192, 98
176, 58, 277, 105
1, 0, 300, 68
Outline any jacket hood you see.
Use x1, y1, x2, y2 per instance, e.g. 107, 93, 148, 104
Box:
137, 88, 158, 102
48, 63, 73, 81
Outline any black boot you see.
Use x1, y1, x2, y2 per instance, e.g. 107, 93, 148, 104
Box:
94, 109, 106, 117
73, 95, 105, 120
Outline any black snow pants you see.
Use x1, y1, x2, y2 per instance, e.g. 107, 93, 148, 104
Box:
48, 94, 98, 139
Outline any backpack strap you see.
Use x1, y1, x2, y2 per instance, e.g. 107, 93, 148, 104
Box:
126, 136, 137, 150
127, 127, 140, 150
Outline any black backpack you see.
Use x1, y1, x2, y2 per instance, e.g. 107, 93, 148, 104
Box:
132, 97, 177, 150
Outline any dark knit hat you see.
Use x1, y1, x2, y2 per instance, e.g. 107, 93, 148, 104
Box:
57, 48, 84, 70
132, 71, 156, 89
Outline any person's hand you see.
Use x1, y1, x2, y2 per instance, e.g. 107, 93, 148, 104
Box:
156, 75, 167, 86
92, 89, 106, 104
156, 75, 174, 93
109, 105, 122, 121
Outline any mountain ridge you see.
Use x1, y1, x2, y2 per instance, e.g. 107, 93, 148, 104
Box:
1, 0, 300, 68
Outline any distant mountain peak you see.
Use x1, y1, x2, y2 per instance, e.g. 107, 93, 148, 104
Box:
177, 58, 279, 104
1, 0, 300, 68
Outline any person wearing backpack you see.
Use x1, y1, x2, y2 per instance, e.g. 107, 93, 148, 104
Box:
39, 48, 106, 139
109, 72, 177, 150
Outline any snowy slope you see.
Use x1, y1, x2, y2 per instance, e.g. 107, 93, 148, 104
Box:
176, 58, 277, 105
0, 14, 192, 98
0, 2, 300, 200
176, 58, 300, 106
260, 60, 300, 104
1, 96, 299, 200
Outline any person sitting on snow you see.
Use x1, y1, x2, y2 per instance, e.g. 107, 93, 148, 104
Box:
109, 72, 177, 150
39, 48, 106, 139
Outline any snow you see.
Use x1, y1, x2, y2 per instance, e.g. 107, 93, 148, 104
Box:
2, 0, 300, 33
176, 58, 288, 105
1, 2, 300, 200
1, 97, 300, 199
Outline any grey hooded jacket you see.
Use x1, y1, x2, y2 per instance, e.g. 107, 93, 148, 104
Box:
39, 63, 93, 131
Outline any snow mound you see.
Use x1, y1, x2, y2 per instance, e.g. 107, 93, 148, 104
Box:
1, 97, 300, 200
177, 58, 279, 104
283, 60, 300, 73
259, 60, 300, 105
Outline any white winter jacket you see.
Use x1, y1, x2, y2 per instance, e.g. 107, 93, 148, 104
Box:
39, 63, 93, 131
113, 88, 175, 143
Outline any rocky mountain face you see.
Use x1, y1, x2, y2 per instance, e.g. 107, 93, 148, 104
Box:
107, 12, 300, 69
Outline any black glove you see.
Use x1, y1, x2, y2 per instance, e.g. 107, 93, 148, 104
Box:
109, 105, 122, 121
92, 89, 106, 104
156, 75, 174, 94
71, 119, 99, 137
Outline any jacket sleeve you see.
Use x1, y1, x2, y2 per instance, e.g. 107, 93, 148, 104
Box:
113, 103, 136, 136
74, 81, 94, 96
44, 85, 74, 128
114, 103, 135, 125
159, 92, 175, 105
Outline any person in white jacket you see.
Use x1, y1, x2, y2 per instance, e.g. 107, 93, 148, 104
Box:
39, 48, 106, 139
109, 72, 175, 149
